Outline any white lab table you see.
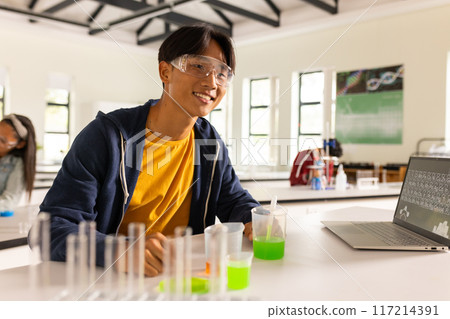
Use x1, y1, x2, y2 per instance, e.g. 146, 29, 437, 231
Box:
1, 199, 448, 301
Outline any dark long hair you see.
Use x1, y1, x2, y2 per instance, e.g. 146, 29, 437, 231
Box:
158, 24, 236, 72
3, 115, 36, 200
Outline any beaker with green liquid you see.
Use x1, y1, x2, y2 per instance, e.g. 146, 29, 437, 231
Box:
226, 252, 253, 290
251, 204, 286, 260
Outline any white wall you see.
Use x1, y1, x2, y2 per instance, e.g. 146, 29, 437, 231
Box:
233, 4, 450, 165
0, 16, 161, 161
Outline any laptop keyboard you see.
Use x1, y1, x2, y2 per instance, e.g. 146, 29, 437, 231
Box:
353, 222, 436, 246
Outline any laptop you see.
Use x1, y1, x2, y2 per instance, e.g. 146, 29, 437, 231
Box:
322, 156, 450, 251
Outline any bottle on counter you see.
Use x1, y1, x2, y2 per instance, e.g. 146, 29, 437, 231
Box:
335, 164, 347, 191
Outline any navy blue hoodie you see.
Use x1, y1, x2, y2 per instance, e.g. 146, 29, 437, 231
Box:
38, 100, 259, 266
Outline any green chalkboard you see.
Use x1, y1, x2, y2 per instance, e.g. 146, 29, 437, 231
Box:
335, 65, 403, 144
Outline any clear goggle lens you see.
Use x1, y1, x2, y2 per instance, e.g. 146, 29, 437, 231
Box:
171, 54, 234, 87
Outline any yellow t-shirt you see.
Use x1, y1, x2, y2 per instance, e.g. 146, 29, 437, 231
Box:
118, 129, 195, 236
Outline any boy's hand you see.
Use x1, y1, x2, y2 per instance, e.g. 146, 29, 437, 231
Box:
144, 232, 166, 277
244, 222, 253, 241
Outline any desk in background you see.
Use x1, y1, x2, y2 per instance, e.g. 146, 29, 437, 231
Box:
343, 163, 408, 184
0, 205, 38, 250
0, 205, 38, 271
241, 180, 402, 204
236, 170, 290, 182
34, 163, 59, 189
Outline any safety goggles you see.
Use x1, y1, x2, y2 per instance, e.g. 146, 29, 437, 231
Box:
170, 54, 234, 87
0, 136, 18, 149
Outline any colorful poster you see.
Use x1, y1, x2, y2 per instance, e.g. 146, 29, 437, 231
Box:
335, 65, 404, 144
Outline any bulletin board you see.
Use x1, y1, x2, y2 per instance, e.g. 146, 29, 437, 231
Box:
335, 65, 404, 144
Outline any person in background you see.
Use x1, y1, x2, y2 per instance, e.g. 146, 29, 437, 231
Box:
37, 24, 260, 277
0, 114, 36, 212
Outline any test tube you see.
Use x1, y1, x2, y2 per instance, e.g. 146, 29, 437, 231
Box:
65, 233, 78, 300
40, 213, 51, 286
208, 233, 217, 297
217, 226, 227, 297
63, 230, 96, 301
104, 235, 128, 301
162, 237, 172, 300
174, 228, 184, 298
182, 227, 192, 296
126, 227, 134, 300
126, 223, 145, 300
116, 235, 127, 299
79, 221, 97, 285
175, 226, 193, 299
135, 223, 146, 298
28, 212, 51, 295
77, 232, 89, 299
161, 227, 193, 300
208, 225, 227, 300
103, 235, 114, 300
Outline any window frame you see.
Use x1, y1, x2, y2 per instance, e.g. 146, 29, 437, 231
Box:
45, 96, 70, 135
249, 77, 270, 138
207, 104, 223, 131
44, 88, 70, 160
298, 71, 324, 148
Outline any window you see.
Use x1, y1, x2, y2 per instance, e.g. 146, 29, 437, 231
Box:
250, 78, 270, 136
44, 73, 72, 161
298, 71, 324, 150
248, 78, 271, 163
207, 98, 226, 137
44, 88, 70, 161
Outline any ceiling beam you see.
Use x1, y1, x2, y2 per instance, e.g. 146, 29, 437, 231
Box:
88, 4, 105, 23
137, 22, 172, 46
42, 0, 77, 14
204, 0, 279, 27
88, 0, 176, 35
28, 0, 39, 23
136, 18, 153, 36
212, 9, 232, 28
137, 8, 231, 46
301, 0, 338, 14
137, 31, 172, 46
264, 0, 280, 17
159, 12, 230, 34
0, 4, 88, 28
28, 0, 39, 10
94, 0, 148, 11
101, 0, 196, 25
89, 0, 230, 37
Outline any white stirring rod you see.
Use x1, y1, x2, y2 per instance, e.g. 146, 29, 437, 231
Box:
266, 195, 277, 240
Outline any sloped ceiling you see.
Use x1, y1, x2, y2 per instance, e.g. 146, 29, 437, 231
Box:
0, 0, 449, 50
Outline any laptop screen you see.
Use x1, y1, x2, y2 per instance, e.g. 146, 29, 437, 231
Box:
394, 156, 450, 244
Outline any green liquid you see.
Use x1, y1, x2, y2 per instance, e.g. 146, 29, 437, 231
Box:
159, 277, 209, 294
253, 236, 285, 260
227, 266, 250, 290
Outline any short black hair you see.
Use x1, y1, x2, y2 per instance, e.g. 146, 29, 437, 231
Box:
158, 24, 235, 72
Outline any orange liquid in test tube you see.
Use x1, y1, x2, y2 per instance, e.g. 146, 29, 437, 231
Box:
205, 261, 220, 275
